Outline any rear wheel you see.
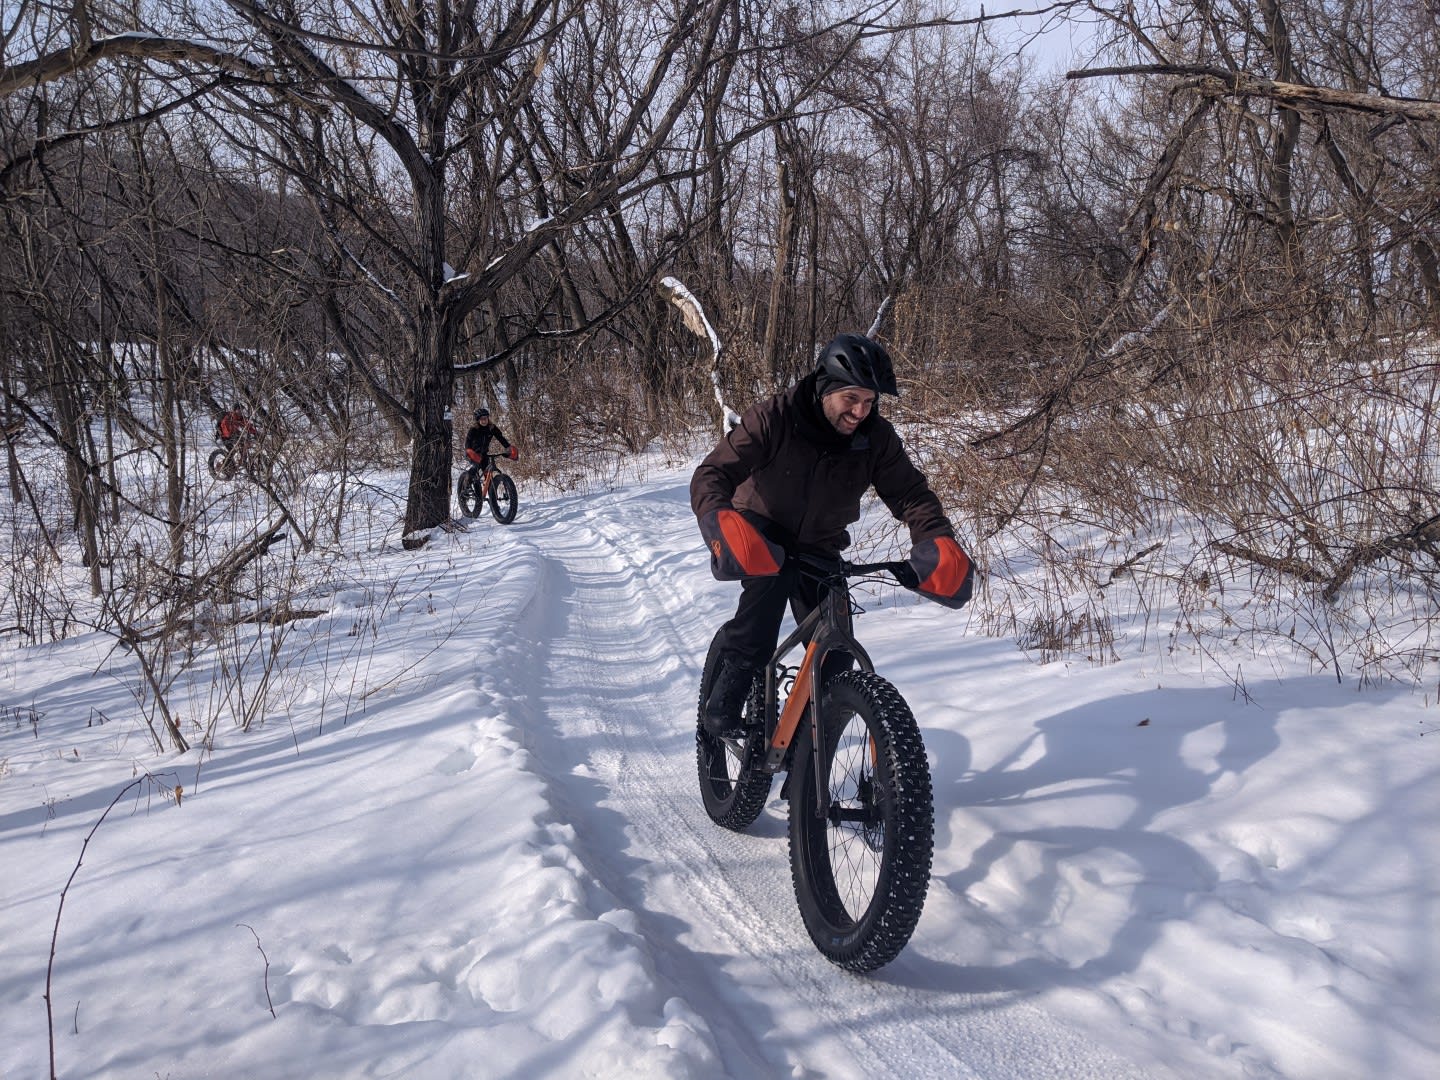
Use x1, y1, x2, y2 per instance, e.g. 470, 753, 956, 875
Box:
696, 637, 771, 831
457, 470, 482, 518
788, 670, 933, 973
488, 472, 518, 523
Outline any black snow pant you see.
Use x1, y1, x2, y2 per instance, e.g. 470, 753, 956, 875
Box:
709, 560, 855, 683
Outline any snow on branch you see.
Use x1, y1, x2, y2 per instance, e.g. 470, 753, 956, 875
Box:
659, 276, 738, 433
866, 296, 892, 339
336, 240, 403, 311
1103, 303, 1171, 360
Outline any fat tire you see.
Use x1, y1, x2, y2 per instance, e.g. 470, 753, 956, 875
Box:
207, 448, 235, 480
243, 451, 268, 484
457, 471, 482, 518
695, 636, 772, 831
489, 472, 518, 523
788, 670, 933, 973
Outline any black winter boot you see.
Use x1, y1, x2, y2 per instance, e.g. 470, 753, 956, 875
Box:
703, 657, 756, 737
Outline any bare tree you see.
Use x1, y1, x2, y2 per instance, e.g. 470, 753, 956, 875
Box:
195, 1, 757, 540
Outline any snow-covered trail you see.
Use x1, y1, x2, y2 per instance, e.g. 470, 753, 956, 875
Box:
489, 471, 1162, 1079
5, 456, 1435, 1079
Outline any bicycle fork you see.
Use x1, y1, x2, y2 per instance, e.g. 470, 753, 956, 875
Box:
763, 593, 875, 819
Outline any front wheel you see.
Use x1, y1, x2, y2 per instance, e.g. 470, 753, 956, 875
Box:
488, 471, 518, 523
788, 670, 933, 973
242, 449, 269, 484
456, 470, 482, 518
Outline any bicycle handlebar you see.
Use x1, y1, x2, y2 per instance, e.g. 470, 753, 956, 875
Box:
845, 558, 920, 588
794, 552, 919, 589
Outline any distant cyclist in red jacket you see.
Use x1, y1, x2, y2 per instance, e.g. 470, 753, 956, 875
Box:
218, 406, 257, 447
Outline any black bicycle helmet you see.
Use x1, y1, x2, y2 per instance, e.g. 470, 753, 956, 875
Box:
474, 407, 490, 420
815, 332, 898, 397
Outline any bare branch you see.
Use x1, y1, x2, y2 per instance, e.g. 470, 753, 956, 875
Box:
1068, 64, 1440, 124
0, 32, 281, 97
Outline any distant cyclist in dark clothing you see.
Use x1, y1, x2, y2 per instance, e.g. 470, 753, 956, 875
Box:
690, 332, 974, 736
464, 407, 517, 472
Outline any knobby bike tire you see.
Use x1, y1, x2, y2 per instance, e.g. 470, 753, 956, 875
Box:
788, 670, 934, 973
456, 471, 483, 518
695, 636, 772, 831
207, 448, 236, 480
243, 451, 269, 484
488, 472, 518, 523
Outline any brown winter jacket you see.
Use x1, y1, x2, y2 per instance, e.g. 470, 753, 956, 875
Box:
690, 372, 954, 555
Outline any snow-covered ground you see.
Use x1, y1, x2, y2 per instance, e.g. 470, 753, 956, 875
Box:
1, 452, 1436, 1079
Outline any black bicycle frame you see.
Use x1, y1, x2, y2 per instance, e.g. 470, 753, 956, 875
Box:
464, 460, 505, 488
761, 556, 908, 819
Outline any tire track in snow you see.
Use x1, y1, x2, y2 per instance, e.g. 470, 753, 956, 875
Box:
483, 501, 851, 1077
491, 475, 1159, 1080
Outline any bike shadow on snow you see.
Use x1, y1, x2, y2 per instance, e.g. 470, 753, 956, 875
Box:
880, 673, 1404, 996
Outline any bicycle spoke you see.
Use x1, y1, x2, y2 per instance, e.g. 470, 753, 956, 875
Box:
826, 715, 884, 918
706, 737, 744, 784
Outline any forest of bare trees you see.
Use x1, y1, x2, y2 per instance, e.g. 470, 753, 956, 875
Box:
4, 1, 1439, 744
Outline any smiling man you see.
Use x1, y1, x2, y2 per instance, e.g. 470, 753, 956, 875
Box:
690, 332, 974, 737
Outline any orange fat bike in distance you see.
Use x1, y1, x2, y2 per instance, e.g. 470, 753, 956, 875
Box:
456, 456, 518, 524
696, 552, 935, 974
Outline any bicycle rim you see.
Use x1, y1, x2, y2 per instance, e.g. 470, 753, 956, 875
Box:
489, 472, 517, 523
789, 671, 933, 972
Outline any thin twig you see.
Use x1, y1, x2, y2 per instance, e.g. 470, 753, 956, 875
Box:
237, 924, 278, 1018
46, 778, 148, 1080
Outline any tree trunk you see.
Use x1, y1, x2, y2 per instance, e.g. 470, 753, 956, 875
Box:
401, 307, 457, 545
1261, 0, 1303, 278
45, 329, 102, 593
762, 154, 796, 380
3, 361, 21, 503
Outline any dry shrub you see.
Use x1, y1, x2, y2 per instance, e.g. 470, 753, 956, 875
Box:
890, 284, 1061, 410
892, 288, 1440, 680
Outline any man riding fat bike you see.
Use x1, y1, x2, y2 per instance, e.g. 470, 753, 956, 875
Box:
689, 332, 974, 738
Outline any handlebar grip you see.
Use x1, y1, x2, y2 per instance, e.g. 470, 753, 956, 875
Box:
890, 561, 920, 589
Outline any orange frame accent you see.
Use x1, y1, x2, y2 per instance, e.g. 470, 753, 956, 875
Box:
771, 641, 820, 754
